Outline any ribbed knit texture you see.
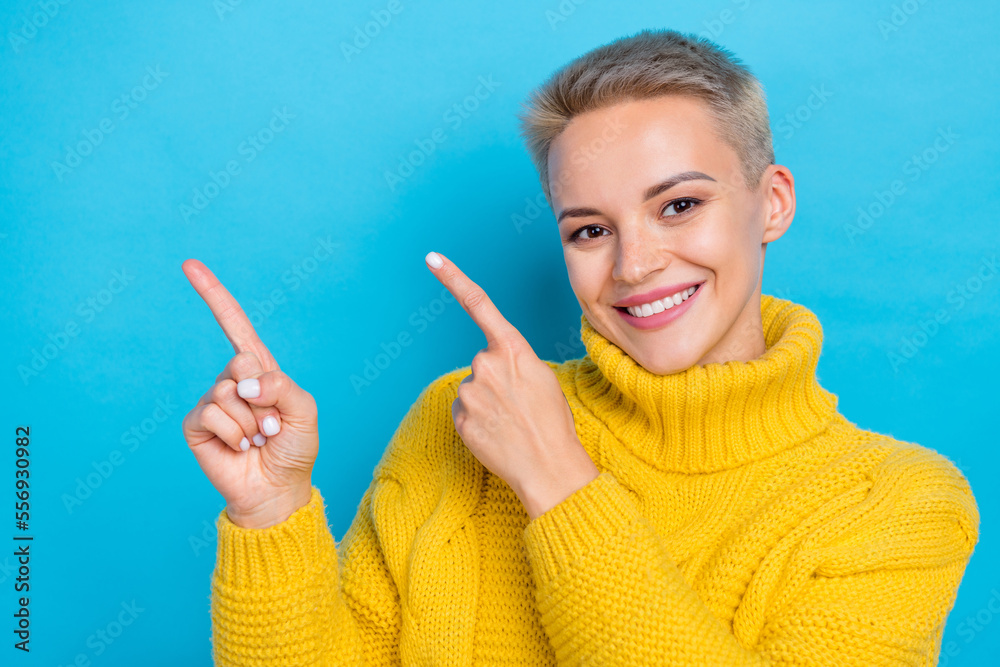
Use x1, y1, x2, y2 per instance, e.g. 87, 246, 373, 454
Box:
209, 294, 979, 665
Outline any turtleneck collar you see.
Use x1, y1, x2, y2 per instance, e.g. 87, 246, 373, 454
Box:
572, 294, 840, 473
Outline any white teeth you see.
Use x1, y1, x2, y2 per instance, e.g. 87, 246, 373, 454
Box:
625, 285, 698, 318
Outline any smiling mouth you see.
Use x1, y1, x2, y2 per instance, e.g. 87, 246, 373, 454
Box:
614, 283, 702, 317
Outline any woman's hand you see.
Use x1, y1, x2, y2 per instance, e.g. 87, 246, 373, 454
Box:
424, 251, 599, 520
181, 259, 318, 529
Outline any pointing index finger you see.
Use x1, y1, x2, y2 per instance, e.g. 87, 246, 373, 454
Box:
182, 259, 280, 370
424, 251, 524, 350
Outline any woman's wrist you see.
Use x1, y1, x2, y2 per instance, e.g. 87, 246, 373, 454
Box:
226, 484, 314, 529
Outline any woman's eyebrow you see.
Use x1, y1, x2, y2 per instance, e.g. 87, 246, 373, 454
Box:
556, 170, 717, 224
642, 170, 716, 201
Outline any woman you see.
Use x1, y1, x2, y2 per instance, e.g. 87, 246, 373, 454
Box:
184, 28, 979, 665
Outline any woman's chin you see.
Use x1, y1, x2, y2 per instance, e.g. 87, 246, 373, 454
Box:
623, 340, 703, 376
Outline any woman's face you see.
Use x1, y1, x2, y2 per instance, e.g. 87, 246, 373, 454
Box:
548, 94, 795, 375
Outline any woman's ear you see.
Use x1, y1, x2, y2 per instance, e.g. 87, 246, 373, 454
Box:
761, 164, 795, 244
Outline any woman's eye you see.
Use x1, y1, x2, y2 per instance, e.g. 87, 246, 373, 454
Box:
661, 197, 701, 217
568, 200, 700, 243
570, 225, 607, 242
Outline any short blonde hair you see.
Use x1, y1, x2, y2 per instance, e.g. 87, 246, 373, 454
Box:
517, 28, 774, 207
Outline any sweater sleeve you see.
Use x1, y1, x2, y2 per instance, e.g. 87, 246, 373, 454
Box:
210, 479, 401, 666
207, 370, 466, 666
522, 465, 979, 666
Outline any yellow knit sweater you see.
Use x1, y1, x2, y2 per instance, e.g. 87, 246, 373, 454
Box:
209, 294, 979, 666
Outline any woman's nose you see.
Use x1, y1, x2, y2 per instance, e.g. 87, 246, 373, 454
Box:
612, 230, 666, 284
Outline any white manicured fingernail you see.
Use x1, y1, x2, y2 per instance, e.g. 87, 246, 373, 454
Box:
252, 433, 266, 447
425, 251, 443, 269
262, 416, 280, 436
237, 378, 260, 399
239, 437, 250, 451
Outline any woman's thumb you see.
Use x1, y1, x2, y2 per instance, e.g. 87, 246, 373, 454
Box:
236, 369, 317, 425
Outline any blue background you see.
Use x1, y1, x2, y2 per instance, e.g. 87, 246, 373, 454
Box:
3, 1, 998, 664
